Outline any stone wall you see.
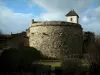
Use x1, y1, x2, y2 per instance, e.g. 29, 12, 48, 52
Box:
7, 32, 29, 48
0, 35, 10, 49
29, 21, 83, 59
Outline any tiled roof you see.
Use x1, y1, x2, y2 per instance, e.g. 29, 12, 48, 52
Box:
66, 10, 79, 18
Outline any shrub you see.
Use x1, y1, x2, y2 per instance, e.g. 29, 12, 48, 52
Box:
0, 47, 41, 72
0, 48, 20, 72
17, 47, 41, 71
61, 58, 88, 75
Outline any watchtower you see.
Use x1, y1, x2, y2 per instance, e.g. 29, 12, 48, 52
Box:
65, 9, 79, 24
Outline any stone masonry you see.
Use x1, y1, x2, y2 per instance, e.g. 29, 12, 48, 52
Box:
29, 21, 83, 59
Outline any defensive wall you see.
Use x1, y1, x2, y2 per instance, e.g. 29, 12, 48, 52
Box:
29, 21, 83, 58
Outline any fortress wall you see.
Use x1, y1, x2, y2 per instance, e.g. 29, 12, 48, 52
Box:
31, 21, 82, 27
29, 22, 83, 58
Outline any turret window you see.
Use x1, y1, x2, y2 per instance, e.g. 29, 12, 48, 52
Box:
70, 18, 72, 21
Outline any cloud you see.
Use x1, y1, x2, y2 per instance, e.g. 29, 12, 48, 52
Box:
0, 0, 100, 34
31, 0, 94, 21
34, 12, 65, 21
80, 6, 100, 34
32, 0, 92, 12
30, 0, 100, 34
82, 16, 89, 23
0, 1, 32, 34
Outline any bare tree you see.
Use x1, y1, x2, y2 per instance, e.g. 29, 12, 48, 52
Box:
84, 33, 100, 65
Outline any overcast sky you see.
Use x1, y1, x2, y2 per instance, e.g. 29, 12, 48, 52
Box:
0, 0, 100, 34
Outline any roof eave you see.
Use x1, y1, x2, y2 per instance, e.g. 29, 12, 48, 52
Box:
65, 15, 79, 18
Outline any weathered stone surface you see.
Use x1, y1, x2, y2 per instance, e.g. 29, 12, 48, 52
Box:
29, 21, 83, 59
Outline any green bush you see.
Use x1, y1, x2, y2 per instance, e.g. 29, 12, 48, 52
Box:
0, 48, 20, 72
62, 58, 81, 71
61, 58, 89, 75
0, 47, 41, 72
18, 47, 41, 67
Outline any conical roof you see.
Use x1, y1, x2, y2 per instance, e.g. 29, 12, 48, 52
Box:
65, 10, 79, 18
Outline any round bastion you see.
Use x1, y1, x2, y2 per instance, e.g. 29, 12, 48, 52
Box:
29, 21, 83, 59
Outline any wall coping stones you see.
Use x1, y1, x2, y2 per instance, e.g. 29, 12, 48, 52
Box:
30, 21, 82, 29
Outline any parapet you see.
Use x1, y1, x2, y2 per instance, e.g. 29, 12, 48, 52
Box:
30, 21, 82, 29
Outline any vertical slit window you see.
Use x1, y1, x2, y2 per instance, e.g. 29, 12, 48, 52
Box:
70, 18, 72, 21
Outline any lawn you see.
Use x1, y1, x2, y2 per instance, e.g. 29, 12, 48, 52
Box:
40, 60, 61, 68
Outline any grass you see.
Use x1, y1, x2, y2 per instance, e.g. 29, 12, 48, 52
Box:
40, 60, 61, 68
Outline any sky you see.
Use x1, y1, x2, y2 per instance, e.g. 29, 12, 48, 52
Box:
0, 0, 100, 34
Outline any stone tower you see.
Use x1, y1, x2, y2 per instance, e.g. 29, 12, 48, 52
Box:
28, 10, 83, 59
66, 9, 79, 24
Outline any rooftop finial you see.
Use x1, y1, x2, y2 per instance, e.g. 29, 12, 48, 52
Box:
11, 32, 12, 35
71, 9, 72, 11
